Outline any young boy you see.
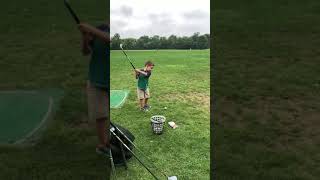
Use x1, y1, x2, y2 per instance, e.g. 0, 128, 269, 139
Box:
78, 22, 110, 156
135, 61, 155, 111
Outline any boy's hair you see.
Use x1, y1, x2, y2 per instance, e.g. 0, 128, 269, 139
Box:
96, 24, 110, 33
145, 61, 154, 67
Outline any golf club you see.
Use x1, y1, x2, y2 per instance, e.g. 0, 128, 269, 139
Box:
64, 0, 80, 24
109, 149, 117, 179
110, 122, 178, 180
119, 44, 136, 70
110, 127, 160, 180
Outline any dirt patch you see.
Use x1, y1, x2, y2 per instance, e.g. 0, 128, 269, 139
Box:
215, 96, 320, 150
162, 92, 210, 112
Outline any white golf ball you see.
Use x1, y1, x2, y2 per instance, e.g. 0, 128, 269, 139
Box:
164, 107, 167, 109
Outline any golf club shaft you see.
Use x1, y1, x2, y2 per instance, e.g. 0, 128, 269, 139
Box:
64, 0, 80, 24
109, 150, 117, 179
110, 122, 169, 178
110, 130, 160, 180
120, 47, 136, 69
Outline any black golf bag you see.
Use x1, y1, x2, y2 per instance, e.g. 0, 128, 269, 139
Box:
110, 123, 135, 165
109, 123, 177, 180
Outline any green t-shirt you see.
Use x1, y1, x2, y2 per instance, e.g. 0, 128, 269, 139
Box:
89, 37, 109, 89
137, 69, 151, 90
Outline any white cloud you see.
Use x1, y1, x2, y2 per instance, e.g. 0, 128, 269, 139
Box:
183, 9, 209, 19
119, 5, 133, 17
111, 0, 210, 38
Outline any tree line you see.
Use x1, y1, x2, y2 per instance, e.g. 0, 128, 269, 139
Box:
110, 32, 210, 50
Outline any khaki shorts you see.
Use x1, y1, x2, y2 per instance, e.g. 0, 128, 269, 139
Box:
137, 88, 150, 99
87, 81, 109, 124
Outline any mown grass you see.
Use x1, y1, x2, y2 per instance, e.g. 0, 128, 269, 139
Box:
110, 49, 210, 179
213, 0, 320, 179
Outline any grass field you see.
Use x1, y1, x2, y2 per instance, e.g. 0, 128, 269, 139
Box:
213, 0, 320, 179
110, 49, 210, 179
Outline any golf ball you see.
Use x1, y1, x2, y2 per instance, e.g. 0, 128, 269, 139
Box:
164, 107, 167, 109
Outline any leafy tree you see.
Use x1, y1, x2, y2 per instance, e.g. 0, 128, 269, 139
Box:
191, 32, 200, 49
110, 33, 210, 50
111, 33, 121, 50
122, 38, 136, 49
150, 35, 160, 49
159, 37, 168, 49
198, 35, 208, 49
168, 35, 178, 49
136, 36, 150, 49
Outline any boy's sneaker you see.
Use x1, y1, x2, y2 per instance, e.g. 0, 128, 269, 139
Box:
96, 146, 111, 157
140, 107, 149, 112
144, 104, 151, 110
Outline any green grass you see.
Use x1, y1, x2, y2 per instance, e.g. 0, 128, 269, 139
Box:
0, 0, 110, 179
110, 50, 210, 179
213, 0, 320, 179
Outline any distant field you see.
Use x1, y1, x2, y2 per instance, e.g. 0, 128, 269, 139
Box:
213, 0, 320, 179
110, 49, 210, 179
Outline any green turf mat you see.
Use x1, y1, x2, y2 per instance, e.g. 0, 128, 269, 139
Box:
110, 90, 129, 108
0, 89, 63, 144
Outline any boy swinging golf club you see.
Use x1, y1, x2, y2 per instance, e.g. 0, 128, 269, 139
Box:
64, 0, 110, 156
135, 61, 154, 111
78, 22, 111, 156
119, 44, 154, 111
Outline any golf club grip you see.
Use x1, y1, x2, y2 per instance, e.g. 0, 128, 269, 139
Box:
64, 0, 80, 24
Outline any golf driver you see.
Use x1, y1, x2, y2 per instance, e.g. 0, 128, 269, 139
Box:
64, 0, 80, 24
119, 44, 136, 70
110, 122, 178, 180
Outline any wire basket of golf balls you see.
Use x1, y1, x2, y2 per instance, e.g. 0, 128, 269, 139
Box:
150, 115, 166, 134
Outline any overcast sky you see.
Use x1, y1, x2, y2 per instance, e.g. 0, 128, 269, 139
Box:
110, 0, 210, 38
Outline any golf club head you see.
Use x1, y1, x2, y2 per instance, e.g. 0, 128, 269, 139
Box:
168, 176, 178, 180
110, 126, 115, 132
120, 43, 123, 49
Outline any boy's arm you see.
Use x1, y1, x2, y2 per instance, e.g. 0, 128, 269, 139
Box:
78, 23, 110, 43
135, 69, 148, 76
134, 71, 139, 79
